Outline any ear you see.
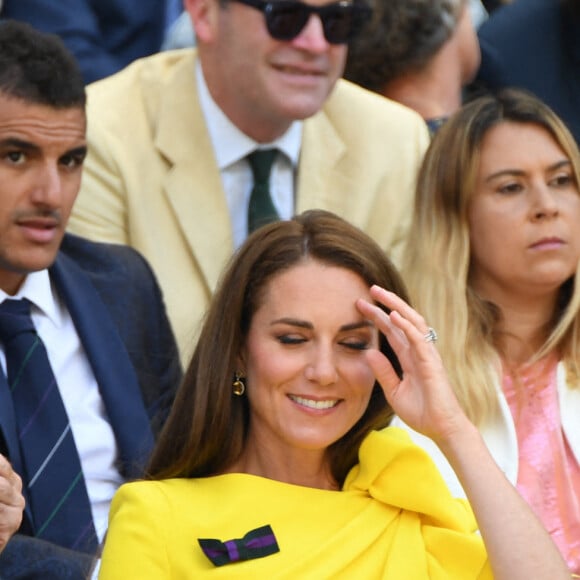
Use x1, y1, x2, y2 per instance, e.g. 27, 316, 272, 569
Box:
184, 0, 221, 43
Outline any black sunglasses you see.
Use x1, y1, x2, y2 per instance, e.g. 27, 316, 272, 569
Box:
230, 0, 372, 44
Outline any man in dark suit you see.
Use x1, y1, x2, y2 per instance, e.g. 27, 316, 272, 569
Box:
0, 0, 182, 83
0, 20, 181, 578
475, 0, 580, 144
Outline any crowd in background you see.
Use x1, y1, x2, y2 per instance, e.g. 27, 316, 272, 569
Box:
0, 0, 578, 577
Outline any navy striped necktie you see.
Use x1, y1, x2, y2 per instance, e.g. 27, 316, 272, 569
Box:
247, 149, 279, 233
0, 299, 98, 553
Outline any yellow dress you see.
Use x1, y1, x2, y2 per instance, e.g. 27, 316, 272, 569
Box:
99, 428, 491, 579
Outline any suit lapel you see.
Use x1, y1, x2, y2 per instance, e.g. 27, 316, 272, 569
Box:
154, 52, 234, 292
50, 254, 154, 479
296, 104, 349, 214
148, 52, 355, 287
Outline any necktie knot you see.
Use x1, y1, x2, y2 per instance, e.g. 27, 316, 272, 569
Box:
0, 299, 35, 342
247, 149, 277, 185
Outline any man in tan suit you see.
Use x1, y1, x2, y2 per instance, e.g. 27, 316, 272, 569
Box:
68, 0, 429, 362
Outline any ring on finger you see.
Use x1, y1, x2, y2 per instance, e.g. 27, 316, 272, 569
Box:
423, 327, 438, 344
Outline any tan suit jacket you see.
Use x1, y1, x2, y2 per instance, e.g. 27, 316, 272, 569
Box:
69, 49, 429, 362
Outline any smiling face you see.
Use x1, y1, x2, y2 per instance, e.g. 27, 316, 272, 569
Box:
468, 121, 580, 304
240, 259, 378, 468
0, 93, 87, 294
188, 0, 347, 142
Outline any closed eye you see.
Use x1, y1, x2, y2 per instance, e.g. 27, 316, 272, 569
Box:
277, 335, 307, 345
340, 340, 370, 351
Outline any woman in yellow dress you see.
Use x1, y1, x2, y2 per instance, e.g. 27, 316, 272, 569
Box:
99, 210, 566, 579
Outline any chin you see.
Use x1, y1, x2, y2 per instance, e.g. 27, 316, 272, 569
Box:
281, 95, 330, 121
291, 428, 350, 451
16, 249, 60, 274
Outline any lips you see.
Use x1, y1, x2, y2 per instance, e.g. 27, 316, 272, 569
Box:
17, 218, 59, 230
272, 56, 329, 76
529, 236, 565, 250
16, 216, 61, 243
275, 64, 324, 76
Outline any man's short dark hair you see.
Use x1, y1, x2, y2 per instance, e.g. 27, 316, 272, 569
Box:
344, 0, 461, 93
0, 20, 86, 108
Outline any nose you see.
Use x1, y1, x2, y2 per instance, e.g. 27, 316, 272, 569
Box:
292, 14, 330, 52
31, 162, 62, 207
531, 184, 559, 221
304, 343, 338, 386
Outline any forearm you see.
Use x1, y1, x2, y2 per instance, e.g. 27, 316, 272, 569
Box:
357, 289, 570, 577
437, 421, 569, 579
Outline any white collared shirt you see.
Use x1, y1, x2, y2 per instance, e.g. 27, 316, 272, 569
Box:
0, 271, 123, 543
196, 61, 303, 249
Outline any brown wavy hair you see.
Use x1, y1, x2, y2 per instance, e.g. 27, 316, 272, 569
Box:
148, 209, 409, 486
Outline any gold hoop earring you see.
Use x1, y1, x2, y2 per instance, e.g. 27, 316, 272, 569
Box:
232, 372, 245, 396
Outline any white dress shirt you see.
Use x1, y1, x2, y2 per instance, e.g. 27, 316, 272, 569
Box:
0, 271, 123, 542
196, 61, 302, 249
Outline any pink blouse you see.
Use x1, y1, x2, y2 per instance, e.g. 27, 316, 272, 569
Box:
502, 354, 580, 574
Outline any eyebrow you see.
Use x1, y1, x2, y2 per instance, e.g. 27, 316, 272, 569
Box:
0, 138, 40, 151
484, 159, 572, 183
0, 138, 87, 159
270, 318, 375, 332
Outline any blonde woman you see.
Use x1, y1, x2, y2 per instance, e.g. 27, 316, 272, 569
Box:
400, 89, 580, 573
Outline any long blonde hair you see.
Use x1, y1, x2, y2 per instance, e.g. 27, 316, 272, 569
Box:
403, 89, 580, 424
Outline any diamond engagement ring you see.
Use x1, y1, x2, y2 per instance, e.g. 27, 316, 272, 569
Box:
424, 327, 438, 344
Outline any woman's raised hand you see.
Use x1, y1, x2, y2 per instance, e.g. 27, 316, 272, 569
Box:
357, 285, 470, 444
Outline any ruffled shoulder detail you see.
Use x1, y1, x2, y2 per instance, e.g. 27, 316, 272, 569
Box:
345, 427, 478, 531
344, 428, 492, 578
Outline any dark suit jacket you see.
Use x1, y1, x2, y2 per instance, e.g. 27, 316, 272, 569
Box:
1, 0, 167, 83
475, 0, 580, 144
0, 234, 181, 579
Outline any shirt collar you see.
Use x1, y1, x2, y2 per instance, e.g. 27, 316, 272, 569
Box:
0, 270, 61, 326
195, 60, 302, 169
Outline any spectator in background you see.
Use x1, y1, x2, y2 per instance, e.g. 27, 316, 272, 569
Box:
67, 0, 429, 364
475, 0, 580, 145
1, 0, 183, 83
0, 21, 180, 579
399, 89, 580, 574
162, 0, 488, 52
344, 0, 480, 135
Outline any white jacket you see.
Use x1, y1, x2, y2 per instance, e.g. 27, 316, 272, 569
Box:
391, 362, 580, 498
